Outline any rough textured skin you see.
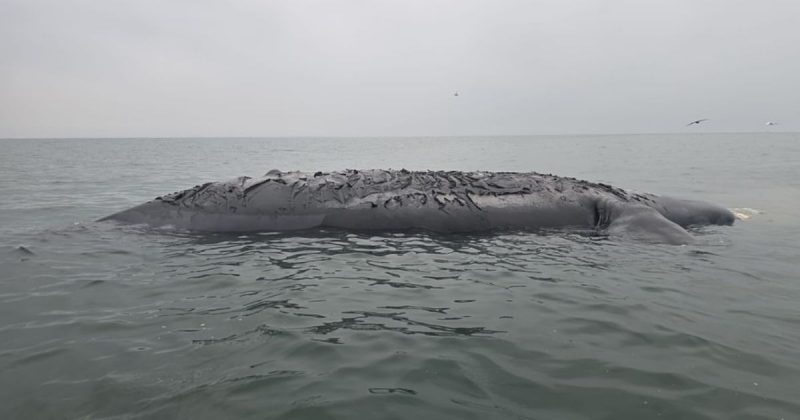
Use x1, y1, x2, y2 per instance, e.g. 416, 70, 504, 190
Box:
101, 169, 735, 244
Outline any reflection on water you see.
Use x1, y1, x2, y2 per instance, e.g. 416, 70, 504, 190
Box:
2, 222, 799, 419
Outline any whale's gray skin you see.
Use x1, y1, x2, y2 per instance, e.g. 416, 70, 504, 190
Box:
101, 169, 735, 244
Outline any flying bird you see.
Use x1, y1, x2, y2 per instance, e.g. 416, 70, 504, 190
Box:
686, 119, 709, 126
765, 121, 777, 126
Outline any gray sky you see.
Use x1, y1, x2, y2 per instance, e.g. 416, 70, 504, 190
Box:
1, 0, 798, 138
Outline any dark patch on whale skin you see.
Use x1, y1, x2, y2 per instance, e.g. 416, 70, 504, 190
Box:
101, 169, 734, 244
227, 170, 604, 204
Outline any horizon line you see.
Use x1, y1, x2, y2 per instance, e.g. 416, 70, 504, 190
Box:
1, 130, 795, 141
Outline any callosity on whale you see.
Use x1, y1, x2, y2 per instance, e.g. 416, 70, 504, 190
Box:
100, 169, 735, 244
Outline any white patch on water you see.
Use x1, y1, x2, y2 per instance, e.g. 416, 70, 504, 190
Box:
731, 207, 764, 221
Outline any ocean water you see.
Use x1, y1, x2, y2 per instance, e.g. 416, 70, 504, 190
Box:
1, 134, 799, 419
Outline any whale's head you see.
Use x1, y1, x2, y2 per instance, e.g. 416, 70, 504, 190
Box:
649, 196, 735, 227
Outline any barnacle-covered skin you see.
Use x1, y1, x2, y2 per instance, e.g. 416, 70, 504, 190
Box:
101, 169, 734, 244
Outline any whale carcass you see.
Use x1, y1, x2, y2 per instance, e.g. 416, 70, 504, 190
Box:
101, 169, 735, 244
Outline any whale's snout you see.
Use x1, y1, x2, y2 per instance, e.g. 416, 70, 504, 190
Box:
712, 208, 736, 225
650, 197, 735, 227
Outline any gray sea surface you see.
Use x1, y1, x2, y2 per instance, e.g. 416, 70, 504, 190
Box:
1, 134, 799, 419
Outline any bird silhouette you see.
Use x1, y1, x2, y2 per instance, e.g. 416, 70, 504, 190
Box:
686, 119, 709, 126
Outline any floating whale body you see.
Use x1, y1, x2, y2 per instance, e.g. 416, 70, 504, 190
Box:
101, 169, 735, 244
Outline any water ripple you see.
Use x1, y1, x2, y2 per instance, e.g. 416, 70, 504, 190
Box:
1, 223, 799, 419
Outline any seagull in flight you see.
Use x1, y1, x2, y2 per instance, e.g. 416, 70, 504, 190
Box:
686, 119, 709, 126
765, 121, 777, 126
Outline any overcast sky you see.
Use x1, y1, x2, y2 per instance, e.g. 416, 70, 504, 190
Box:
1, 0, 798, 138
